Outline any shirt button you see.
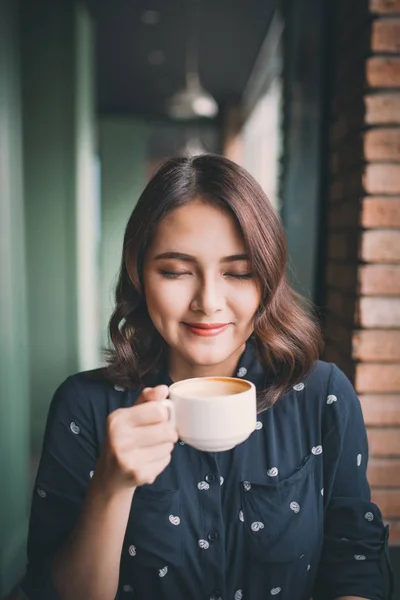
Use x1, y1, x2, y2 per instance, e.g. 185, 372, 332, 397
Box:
205, 473, 216, 483
207, 531, 219, 542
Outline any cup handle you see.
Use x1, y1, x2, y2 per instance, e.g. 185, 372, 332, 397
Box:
160, 398, 176, 429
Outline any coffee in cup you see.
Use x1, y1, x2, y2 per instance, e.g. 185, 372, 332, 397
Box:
161, 376, 257, 452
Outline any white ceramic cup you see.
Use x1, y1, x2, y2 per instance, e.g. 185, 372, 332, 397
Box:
161, 376, 257, 452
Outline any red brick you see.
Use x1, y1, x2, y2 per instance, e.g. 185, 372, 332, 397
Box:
365, 94, 400, 124
361, 229, 400, 262
368, 427, 400, 455
360, 394, 400, 425
356, 363, 400, 392
368, 457, 400, 486
366, 57, 400, 87
370, 0, 400, 13
386, 520, 400, 545
363, 164, 400, 194
328, 1, 400, 516
359, 297, 400, 328
353, 330, 400, 361
361, 197, 400, 227
372, 490, 400, 518
368, 458, 400, 488
364, 128, 400, 161
371, 19, 400, 52
359, 264, 400, 295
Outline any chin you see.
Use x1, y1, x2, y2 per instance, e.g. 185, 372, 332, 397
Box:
183, 344, 238, 369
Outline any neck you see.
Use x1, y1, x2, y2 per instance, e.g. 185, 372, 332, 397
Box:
168, 345, 246, 382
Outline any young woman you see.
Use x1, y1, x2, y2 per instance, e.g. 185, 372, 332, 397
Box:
18, 154, 391, 600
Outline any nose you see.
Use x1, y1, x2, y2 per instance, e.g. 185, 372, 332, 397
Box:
190, 274, 225, 316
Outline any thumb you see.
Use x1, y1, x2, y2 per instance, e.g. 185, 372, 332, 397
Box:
136, 385, 169, 406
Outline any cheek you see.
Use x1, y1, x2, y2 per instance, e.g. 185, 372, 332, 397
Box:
144, 278, 187, 322
231, 286, 261, 322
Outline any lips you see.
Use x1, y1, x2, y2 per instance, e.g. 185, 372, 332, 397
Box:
183, 322, 231, 337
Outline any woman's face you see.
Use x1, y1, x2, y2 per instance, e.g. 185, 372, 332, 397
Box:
143, 200, 261, 380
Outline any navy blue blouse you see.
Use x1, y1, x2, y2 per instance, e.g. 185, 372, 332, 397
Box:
20, 342, 391, 600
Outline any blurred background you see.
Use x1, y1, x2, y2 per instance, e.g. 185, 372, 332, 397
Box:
1, 0, 400, 595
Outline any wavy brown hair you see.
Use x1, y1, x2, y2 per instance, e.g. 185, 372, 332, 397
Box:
106, 154, 323, 410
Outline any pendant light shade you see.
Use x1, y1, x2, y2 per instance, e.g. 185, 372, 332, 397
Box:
167, 0, 218, 120
167, 73, 218, 120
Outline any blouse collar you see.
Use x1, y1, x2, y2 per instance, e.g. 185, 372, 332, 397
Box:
156, 337, 267, 390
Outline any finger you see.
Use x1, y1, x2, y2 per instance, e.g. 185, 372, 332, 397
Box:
135, 442, 174, 464
136, 385, 169, 406
149, 453, 172, 474
136, 454, 172, 485
134, 422, 178, 447
126, 401, 170, 427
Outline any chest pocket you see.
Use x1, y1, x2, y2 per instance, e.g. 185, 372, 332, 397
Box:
127, 487, 183, 568
240, 453, 322, 563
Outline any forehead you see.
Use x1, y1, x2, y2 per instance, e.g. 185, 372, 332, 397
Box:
148, 201, 246, 255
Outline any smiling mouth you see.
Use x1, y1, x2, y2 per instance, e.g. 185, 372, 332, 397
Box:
182, 323, 231, 337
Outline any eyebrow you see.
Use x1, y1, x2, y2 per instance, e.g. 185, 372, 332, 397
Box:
153, 252, 249, 263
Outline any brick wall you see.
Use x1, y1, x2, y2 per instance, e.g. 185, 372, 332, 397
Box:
324, 0, 400, 544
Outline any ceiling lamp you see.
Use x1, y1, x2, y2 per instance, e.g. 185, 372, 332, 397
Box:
167, 0, 218, 120
168, 73, 218, 120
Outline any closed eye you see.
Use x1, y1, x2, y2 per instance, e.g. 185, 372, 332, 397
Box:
159, 270, 192, 279
159, 270, 254, 281
225, 273, 254, 280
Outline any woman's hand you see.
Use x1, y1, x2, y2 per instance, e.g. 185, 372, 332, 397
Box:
96, 385, 178, 493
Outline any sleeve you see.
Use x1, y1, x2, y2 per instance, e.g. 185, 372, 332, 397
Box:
19, 376, 100, 600
312, 364, 393, 600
